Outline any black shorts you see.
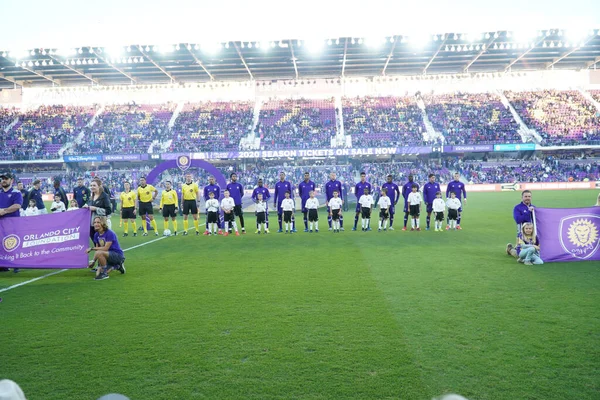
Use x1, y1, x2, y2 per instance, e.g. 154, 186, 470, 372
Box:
308, 209, 318, 222
233, 205, 243, 217
379, 209, 389, 219
435, 211, 445, 221
223, 211, 235, 222
331, 209, 340, 221
106, 251, 125, 267
207, 211, 218, 224
409, 204, 420, 217
183, 200, 198, 215
283, 210, 293, 223
138, 201, 153, 216
162, 205, 176, 218
121, 207, 135, 219
448, 209, 458, 220
361, 207, 371, 219
256, 211, 266, 224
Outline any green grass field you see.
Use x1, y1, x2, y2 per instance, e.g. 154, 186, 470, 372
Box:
1, 190, 599, 400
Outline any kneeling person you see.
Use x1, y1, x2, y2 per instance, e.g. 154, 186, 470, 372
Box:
87, 216, 125, 280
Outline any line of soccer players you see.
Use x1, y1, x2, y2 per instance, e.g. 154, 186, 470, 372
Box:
118, 171, 468, 237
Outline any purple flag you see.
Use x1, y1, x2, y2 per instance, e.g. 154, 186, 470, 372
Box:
535, 207, 600, 263
0, 209, 90, 269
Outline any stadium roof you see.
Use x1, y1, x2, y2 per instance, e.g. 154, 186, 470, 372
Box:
1, 30, 600, 88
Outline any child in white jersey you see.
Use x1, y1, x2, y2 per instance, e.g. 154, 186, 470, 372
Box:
280, 191, 295, 234
431, 191, 446, 232
377, 188, 391, 231
255, 193, 269, 234
50, 194, 66, 213
329, 190, 343, 233
220, 190, 239, 237
205, 191, 220, 235
23, 199, 40, 216
446, 192, 461, 230
305, 190, 320, 233
358, 188, 374, 232
407, 184, 422, 231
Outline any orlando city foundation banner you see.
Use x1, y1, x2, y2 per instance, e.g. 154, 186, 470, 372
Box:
0, 209, 90, 269
535, 207, 600, 263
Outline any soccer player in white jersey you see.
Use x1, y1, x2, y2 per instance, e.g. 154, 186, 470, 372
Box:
358, 188, 374, 232
305, 190, 320, 233
407, 184, 422, 231
255, 193, 269, 234
205, 191, 220, 235
432, 191, 446, 232
220, 190, 239, 237
446, 191, 462, 230
377, 188, 391, 231
329, 190, 343, 233
281, 191, 295, 234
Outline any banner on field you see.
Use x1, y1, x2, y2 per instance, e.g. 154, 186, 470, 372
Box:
0, 209, 90, 269
535, 207, 600, 263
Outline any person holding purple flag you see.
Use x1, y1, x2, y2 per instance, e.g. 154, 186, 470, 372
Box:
226, 173, 246, 234
252, 178, 271, 232
507, 190, 535, 255
423, 174, 441, 231
273, 172, 294, 233
0, 172, 23, 273
203, 176, 223, 235
402, 174, 419, 231
325, 172, 344, 231
445, 172, 467, 230
298, 172, 316, 232
87, 216, 125, 280
353, 172, 372, 231
381, 175, 400, 230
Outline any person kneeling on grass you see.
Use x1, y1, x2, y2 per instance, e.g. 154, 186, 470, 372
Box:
508, 222, 543, 265
87, 216, 126, 280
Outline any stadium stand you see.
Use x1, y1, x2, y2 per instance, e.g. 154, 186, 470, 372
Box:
342, 96, 427, 147
424, 93, 521, 145
257, 98, 336, 150
169, 101, 253, 153
505, 90, 600, 144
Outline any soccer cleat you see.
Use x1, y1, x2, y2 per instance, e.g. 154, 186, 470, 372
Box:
384, 228, 387, 231
155, 232, 159, 236
235, 231, 240, 236
378, 228, 382, 232
446, 225, 450, 230
94, 273, 109, 280
340, 227, 344, 231
367, 227, 372, 231
506, 243, 513, 255
204, 231, 210, 236
426, 227, 430, 231
410, 228, 415, 231
224, 232, 230, 237
118, 264, 126, 274
309, 230, 313, 233
315, 229, 319, 233
218, 230, 223, 235
517, 258, 524, 263
304, 228, 309, 233
133, 232, 137, 237
195, 231, 200, 236
13, 268, 20, 273
123, 233, 128, 237
265, 229, 270, 234
292, 228, 297, 233
352, 227, 357, 231
416, 228, 421, 231
183, 231, 188, 236
524, 260, 533, 265
277, 229, 283, 233
142, 232, 148, 236
402, 227, 407, 231
174, 231, 177, 236
456, 225, 462, 230
388, 227, 394, 231
328, 227, 333, 231
255, 230, 260, 234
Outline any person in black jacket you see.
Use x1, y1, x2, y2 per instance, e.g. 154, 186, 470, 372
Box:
83, 178, 112, 240
53, 178, 68, 210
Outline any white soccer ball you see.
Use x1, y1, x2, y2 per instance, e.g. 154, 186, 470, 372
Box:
163, 229, 172, 237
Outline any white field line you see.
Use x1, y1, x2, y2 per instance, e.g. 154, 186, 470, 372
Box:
0, 230, 185, 294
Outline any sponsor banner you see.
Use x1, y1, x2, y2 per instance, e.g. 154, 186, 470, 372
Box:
535, 207, 600, 263
500, 181, 597, 191
0, 209, 90, 269
445, 145, 494, 153
42, 193, 74, 202
103, 154, 142, 161
494, 143, 536, 152
63, 155, 102, 162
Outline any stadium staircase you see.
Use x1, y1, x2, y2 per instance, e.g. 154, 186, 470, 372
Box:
335, 96, 345, 137
149, 102, 184, 153
496, 90, 542, 144
59, 105, 105, 156
415, 97, 443, 142
578, 89, 600, 112
3, 116, 18, 133
238, 99, 263, 150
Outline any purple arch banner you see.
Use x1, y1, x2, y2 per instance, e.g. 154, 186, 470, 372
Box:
145, 155, 227, 195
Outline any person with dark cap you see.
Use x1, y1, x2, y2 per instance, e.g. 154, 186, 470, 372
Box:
53, 178, 68, 210
0, 172, 23, 273
28, 179, 47, 214
16, 181, 28, 214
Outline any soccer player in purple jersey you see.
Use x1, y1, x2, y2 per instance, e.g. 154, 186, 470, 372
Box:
226, 173, 246, 234
445, 172, 467, 230
381, 174, 400, 230
298, 172, 316, 232
325, 172, 344, 231
203, 176, 223, 235
422, 174, 441, 231
401, 174, 419, 231
353, 172, 372, 231
252, 178, 271, 231
273, 172, 294, 233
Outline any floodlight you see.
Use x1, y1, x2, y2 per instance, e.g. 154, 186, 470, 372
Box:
513, 30, 536, 44
30, 50, 35, 56
0, 52, 5, 57
76, 59, 81, 65
203, 43, 221, 54
106, 47, 124, 58
78, 48, 83, 54
485, 32, 490, 39
389, 37, 394, 43
542, 42, 547, 48
42, 60, 47, 66
255, 42, 261, 48
557, 41, 563, 47
351, 38, 355, 45
357, 38, 363, 44
248, 42, 252, 48
494, 32, 499, 39
145, 46, 150, 51
127, 46, 131, 52
445, 45, 449, 51
186, 44, 191, 50
336, 38, 340, 45
34, 61, 39, 66
93, 59, 98, 64
175, 44, 180, 51
297, 40, 302, 47
41, 49, 47, 55
450, 46, 455, 51
49, 60, 54, 65
21, 62, 25, 67
453, 34, 458, 40
89, 48, 94, 54
225, 42, 230, 48
27, 61, 33, 67
194, 44, 199, 50
241, 42, 245, 48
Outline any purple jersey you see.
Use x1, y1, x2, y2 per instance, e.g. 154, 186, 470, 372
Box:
298, 180, 316, 200
423, 182, 441, 204
93, 229, 124, 256
274, 180, 293, 205
446, 180, 467, 200
203, 184, 221, 201
252, 186, 271, 203
381, 182, 400, 205
354, 181, 372, 199
225, 182, 244, 206
325, 179, 343, 202
402, 180, 419, 201
0, 187, 23, 218
513, 202, 535, 225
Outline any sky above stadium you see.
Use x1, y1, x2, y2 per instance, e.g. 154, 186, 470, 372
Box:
1, 0, 599, 50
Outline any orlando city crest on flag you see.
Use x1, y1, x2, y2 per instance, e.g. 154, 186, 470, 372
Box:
176, 154, 191, 171
535, 207, 600, 262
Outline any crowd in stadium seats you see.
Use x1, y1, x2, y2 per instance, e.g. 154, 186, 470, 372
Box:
170, 101, 253, 153
70, 103, 173, 154
424, 93, 521, 145
257, 98, 336, 150
506, 90, 600, 144
343, 96, 427, 147
1, 105, 96, 160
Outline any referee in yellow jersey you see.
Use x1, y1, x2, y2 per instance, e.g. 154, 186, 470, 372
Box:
181, 173, 200, 235
136, 177, 159, 236
159, 181, 179, 235
120, 181, 138, 237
